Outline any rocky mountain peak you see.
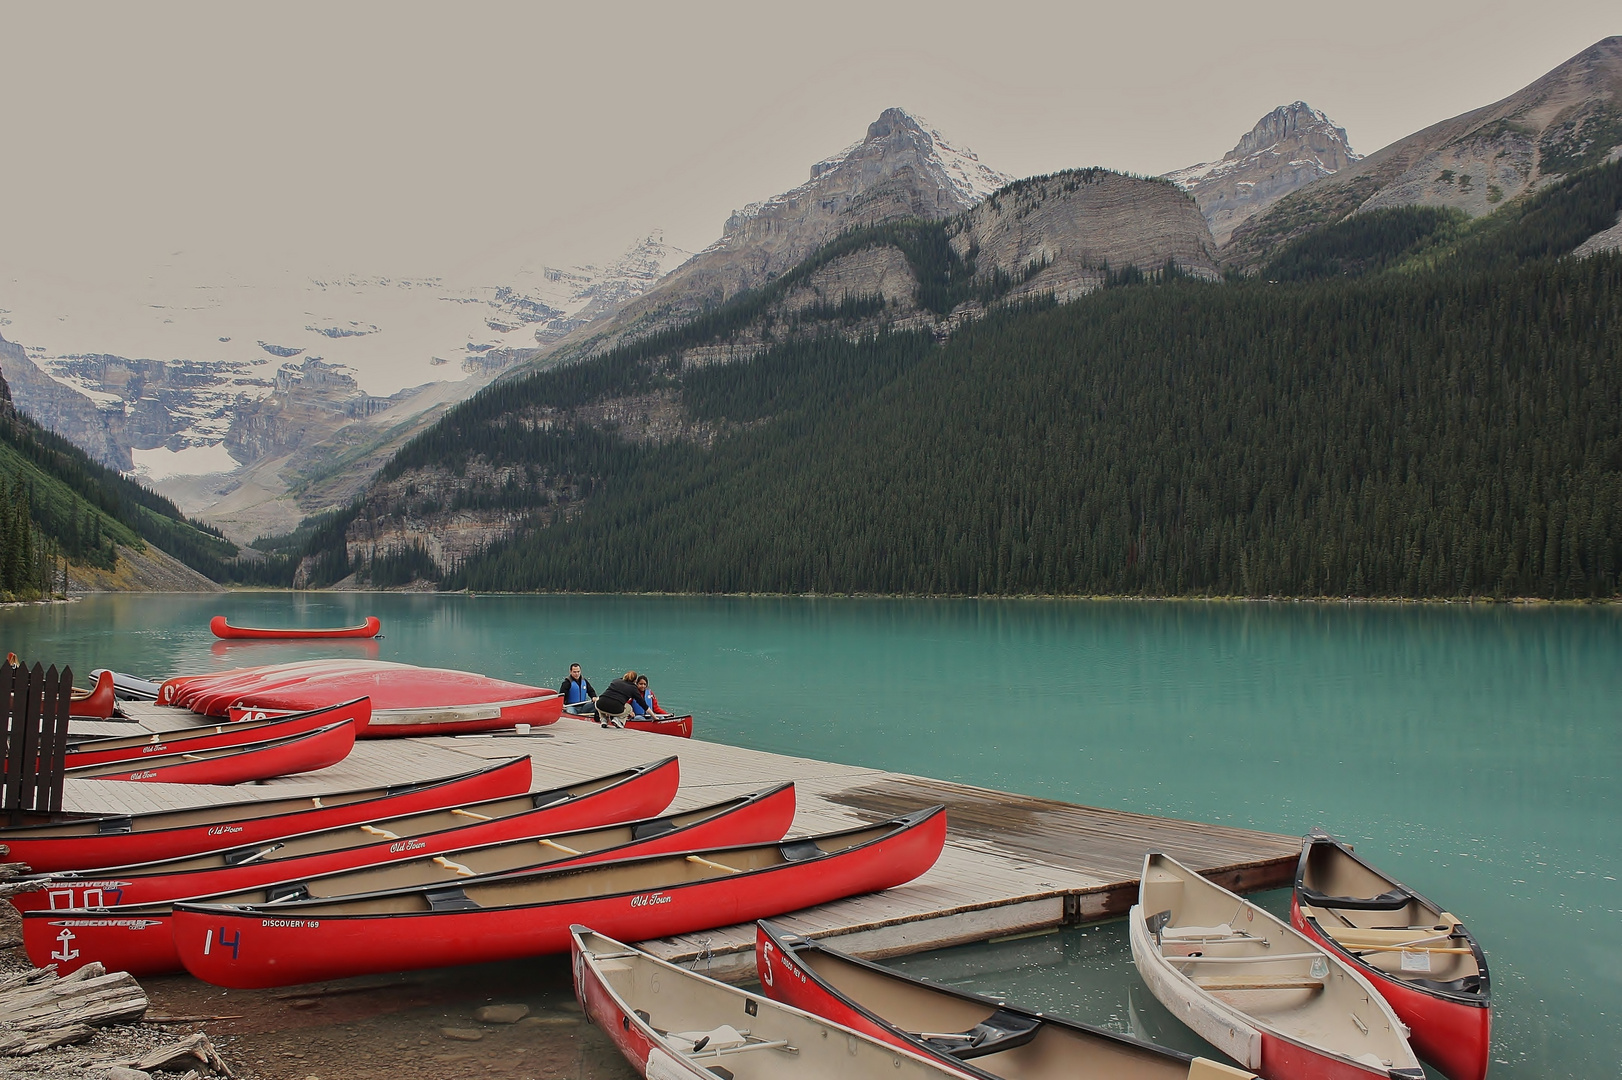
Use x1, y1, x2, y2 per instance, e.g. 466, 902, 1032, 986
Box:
1167, 101, 1361, 245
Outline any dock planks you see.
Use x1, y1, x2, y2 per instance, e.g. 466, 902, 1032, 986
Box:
62, 703, 1299, 980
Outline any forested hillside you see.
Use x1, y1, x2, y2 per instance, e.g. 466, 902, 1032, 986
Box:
300, 158, 1622, 599
0, 368, 253, 595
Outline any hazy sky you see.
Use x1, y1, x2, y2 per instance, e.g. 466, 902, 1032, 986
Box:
3, 1, 1617, 285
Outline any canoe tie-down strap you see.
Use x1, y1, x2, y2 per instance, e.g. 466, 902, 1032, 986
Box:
916, 1009, 1041, 1060
1298, 886, 1416, 911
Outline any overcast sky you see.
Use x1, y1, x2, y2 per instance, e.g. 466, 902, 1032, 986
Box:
2, 1, 1617, 286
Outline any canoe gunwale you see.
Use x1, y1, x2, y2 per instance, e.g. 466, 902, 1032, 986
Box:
1293, 831, 1492, 1008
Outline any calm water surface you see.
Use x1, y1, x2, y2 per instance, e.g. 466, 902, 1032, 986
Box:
3, 594, 1617, 1079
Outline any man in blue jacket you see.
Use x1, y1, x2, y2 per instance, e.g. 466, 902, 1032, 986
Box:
559, 663, 596, 708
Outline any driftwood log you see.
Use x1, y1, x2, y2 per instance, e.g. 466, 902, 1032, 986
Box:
0, 961, 148, 1055
107, 1031, 235, 1076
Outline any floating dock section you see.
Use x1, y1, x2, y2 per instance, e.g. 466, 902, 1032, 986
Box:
67, 704, 1298, 981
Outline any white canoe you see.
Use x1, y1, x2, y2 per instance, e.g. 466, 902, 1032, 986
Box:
571, 926, 976, 1080
1130, 852, 1424, 1080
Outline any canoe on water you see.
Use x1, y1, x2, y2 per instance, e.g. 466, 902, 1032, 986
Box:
63, 698, 372, 769
1130, 852, 1423, 1080
561, 701, 694, 738
64, 719, 356, 786
573, 927, 979, 1080
0, 755, 532, 872
754, 920, 1255, 1080
1293, 830, 1492, 1080
156, 660, 562, 736
25, 782, 796, 977
68, 670, 117, 719
11, 756, 682, 913
210, 615, 382, 640
172, 805, 947, 989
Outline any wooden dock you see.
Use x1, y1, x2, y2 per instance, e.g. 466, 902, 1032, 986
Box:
62, 704, 1299, 981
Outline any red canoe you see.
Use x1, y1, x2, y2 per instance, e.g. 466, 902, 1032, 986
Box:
210, 615, 382, 640
0, 755, 531, 872
64, 699, 372, 770
560, 703, 693, 738
753, 921, 1252, 1080
158, 660, 562, 736
14, 756, 681, 912
173, 805, 947, 989
64, 720, 356, 786
1293, 830, 1492, 1080
68, 670, 117, 719
26, 782, 795, 977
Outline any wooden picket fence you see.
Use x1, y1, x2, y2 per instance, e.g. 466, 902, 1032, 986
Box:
2, 661, 71, 823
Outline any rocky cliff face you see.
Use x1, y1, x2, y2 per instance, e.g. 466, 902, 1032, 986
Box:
0, 333, 131, 469
958, 170, 1220, 300
1167, 102, 1361, 245
1225, 36, 1622, 269
534, 108, 1013, 363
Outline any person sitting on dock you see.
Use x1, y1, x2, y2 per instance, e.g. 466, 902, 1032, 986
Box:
596, 671, 640, 728
632, 675, 665, 718
559, 663, 596, 710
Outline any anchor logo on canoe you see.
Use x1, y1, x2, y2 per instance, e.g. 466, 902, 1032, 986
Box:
51, 929, 78, 962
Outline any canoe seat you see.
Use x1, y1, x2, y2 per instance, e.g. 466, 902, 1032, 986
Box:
1193, 975, 1325, 992
780, 839, 824, 862
424, 886, 481, 911
531, 788, 573, 808
632, 816, 678, 840
1163, 923, 1244, 941
1299, 886, 1415, 911
920, 1008, 1041, 1060
1408, 974, 1483, 995
222, 844, 281, 866
96, 816, 132, 835
669, 1025, 748, 1053
264, 882, 310, 903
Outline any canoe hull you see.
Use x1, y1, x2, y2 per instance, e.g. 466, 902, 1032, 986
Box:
1293, 898, 1491, 1080
25, 780, 793, 978
16, 757, 680, 912
0, 755, 533, 872
211, 615, 382, 640
67, 670, 116, 719
66, 720, 355, 785
172, 807, 947, 989
561, 706, 693, 738
64, 699, 372, 770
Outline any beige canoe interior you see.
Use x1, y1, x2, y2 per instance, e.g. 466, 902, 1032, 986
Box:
1299, 841, 1483, 988
1141, 854, 1416, 1072
55, 763, 649, 876
578, 929, 975, 1080
796, 943, 1250, 1080
206, 792, 777, 905
228, 819, 900, 916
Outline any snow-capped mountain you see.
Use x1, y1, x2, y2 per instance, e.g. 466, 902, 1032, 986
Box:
536, 108, 1014, 361
1167, 102, 1361, 245
0, 232, 691, 490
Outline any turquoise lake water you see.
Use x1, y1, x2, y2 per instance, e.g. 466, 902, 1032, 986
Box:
2, 593, 1617, 1078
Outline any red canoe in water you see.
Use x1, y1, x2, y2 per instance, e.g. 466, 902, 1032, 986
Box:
157, 660, 562, 736
210, 615, 382, 640
173, 805, 947, 989
0, 755, 532, 872
68, 670, 117, 719
14, 756, 681, 913
25, 782, 795, 977
64, 720, 356, 785
560, 702, 693, 738
1293, 830, 1492, 1080
64, 699, 372, 770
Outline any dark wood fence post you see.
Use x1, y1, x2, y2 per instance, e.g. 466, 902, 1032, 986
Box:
3, 660, 71, 823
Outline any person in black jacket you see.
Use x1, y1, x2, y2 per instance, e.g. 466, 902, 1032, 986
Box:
595, 671, 640, 728
558, 663, 596, 709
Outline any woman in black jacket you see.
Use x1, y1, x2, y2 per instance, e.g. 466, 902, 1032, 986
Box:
595, 671, 641, 728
